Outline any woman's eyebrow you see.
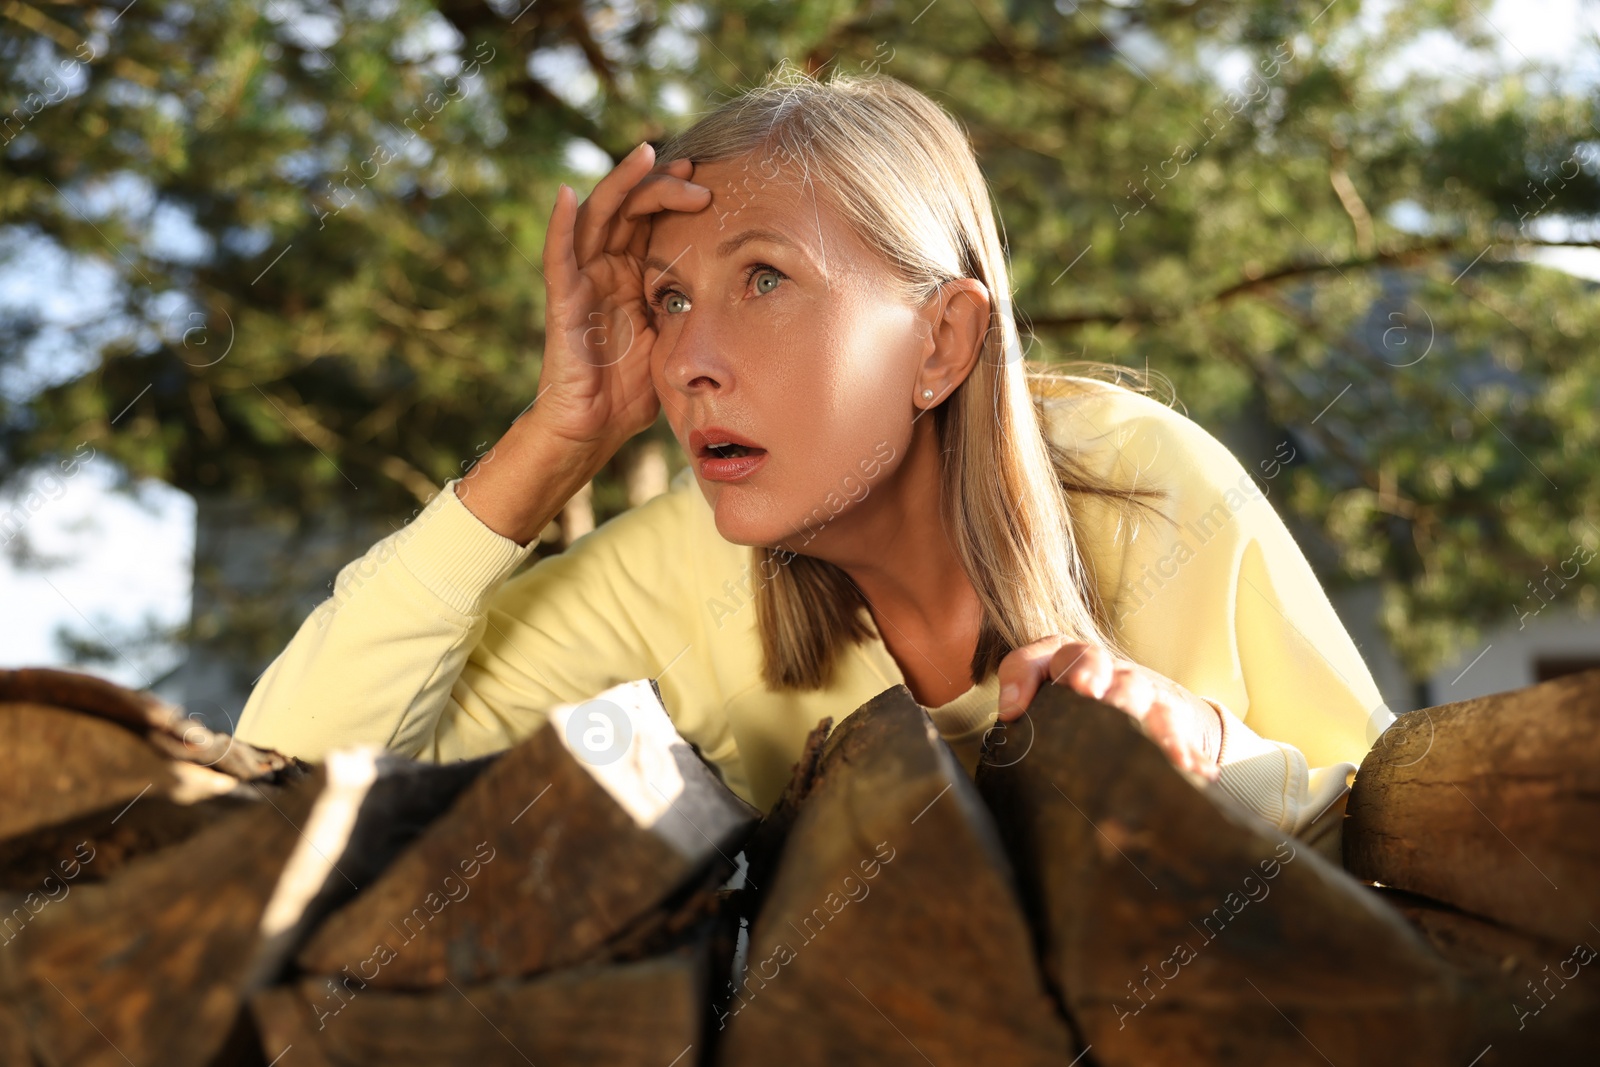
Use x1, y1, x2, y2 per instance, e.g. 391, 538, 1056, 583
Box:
715, 227, 802, 259
643, 245, 692, 282
643, 227, 809, 277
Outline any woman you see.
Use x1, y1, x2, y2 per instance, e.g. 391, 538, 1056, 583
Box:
236, 68, 1392, 841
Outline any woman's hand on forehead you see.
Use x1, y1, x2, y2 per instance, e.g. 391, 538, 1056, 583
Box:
525, 144, 711, 460
569, 145, 710, 267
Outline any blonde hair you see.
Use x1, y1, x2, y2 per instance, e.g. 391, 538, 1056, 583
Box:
657, 64, 1168, 692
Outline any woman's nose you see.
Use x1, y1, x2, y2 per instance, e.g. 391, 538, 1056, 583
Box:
659, 310, 732, 395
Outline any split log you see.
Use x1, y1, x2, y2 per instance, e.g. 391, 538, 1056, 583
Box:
737, 716, 832, 909
577, 840, 744, 973
710, 716, 831, 1031
976, 684, 1473, 1067
0, 769, 326, 1067
0, 1001, 31, 1067
0, 667, 305, 782
716, 684, 1080, 1067
0, 669, 309, 890
0, 747, 491, 1067
1344, 669, 1600, 945
298, 678, 759, 987
1372, 886, 1600, 1065
0, 700, 256, 890
253, 944, 708, 1067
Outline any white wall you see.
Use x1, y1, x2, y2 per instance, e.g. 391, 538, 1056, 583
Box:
1426, 607, 1600, 706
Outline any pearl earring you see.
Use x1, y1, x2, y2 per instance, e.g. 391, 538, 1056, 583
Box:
921, 388, 934, 400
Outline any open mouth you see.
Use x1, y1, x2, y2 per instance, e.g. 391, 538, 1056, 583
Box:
704, 443, 764, 459
691, 427, 767, 462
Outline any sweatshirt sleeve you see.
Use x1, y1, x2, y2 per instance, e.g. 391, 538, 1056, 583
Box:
1204, 535, 1390, 843
234, 477, 695, 765
1057, 384, 1396, 839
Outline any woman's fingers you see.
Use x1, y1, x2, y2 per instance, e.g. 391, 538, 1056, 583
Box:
572, 142, 660, 268
995, 634, 1221, 782
616, 161, 709, 229
647, 156, 694, 179
1143, 692, 1219, 780
1049, 641, 1114, 699
996, 637, 1110, 721
1141, 699, 1183, 768
623, 159, 682, 260
1099, 666, 1218, 777
543, 184, 581, 308
996, 635, 1070, 721
571, 145, 708, 266
1099, 664, 1153, 719
625, 171, 712, 217
604, 171, 711, 256
629, 159, 697, 260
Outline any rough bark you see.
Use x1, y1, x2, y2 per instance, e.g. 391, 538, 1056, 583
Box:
1373, 886, 1600, 1066
1345, 669, 1600, 944
0, 746, 491, 1066
0, 771, 327, 1067
0, 700, 252, 889
977, 684, 1472, 1066
298, 678, 758, 987
0, 667, 307, 782
716, 685, 1081, 1066
253, 947, 706, 1067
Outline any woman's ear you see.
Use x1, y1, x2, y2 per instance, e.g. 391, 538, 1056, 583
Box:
915, 277, 991, 406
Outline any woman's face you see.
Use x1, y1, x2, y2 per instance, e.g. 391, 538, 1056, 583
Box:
644, 150, 926, 549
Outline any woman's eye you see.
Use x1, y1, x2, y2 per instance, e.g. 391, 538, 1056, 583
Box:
653, 266, 782, 316
652, 286, 688, 315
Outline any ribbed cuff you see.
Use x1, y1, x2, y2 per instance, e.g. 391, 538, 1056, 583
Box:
1209, 697, 1304, 832
393, 478, 540, 618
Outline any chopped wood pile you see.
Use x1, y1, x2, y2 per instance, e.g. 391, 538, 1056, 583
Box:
1, 665, 1596, 1066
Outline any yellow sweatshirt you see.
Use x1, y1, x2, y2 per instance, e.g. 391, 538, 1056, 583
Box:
236, 376, 1394, 837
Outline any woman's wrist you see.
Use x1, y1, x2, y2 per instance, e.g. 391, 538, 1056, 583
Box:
453, 414, 619, 546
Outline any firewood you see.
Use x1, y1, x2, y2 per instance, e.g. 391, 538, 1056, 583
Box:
0, 700, 257, 890
0, 747, 491, 1067
298, 678, 759, 987
1344, 670, 1600, 945
738, 716, 831, 907
976, 684, 1473, 1067
1372, 886, 1600, 1064
584, 849, 740, 969
253, 944, 708, 1067
0, 1001, 32, 1067
0, 770, 324, 1067
0, 669, 308, 890
710, 716, 830, 1030
716, 685, 1080, 1066
0, 667, 306, 782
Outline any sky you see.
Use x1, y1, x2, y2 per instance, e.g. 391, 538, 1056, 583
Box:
0, 457, 193, 686
2, 0, 1597, 690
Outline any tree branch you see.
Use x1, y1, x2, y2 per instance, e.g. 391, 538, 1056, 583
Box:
1026, 237, 1466, 330
256, 385, 437, 503
431, 0, 621, 155
1329, 144, 1375, 257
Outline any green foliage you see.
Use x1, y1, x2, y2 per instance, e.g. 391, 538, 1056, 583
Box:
3, 0, 1598, 680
